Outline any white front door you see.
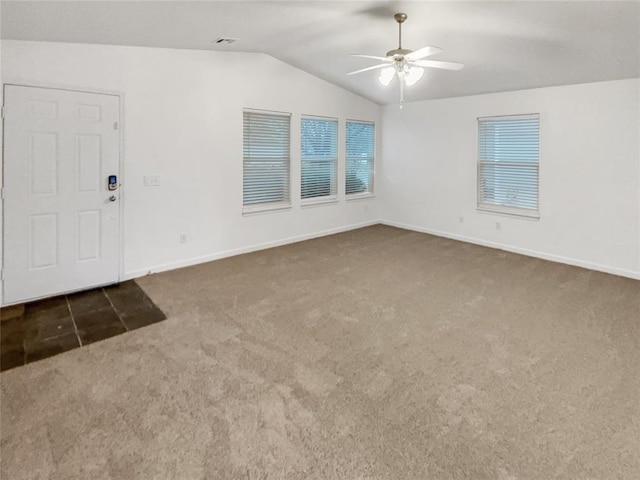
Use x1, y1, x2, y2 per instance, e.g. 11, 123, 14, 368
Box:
3, 85, 121, 304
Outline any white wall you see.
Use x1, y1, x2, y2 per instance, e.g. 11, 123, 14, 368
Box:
0, 40, 381, 304
2, 41, 638, 307
380, 79, 640, 278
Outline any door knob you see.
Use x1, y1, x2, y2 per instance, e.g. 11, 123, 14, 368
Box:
109, 195, 117, 202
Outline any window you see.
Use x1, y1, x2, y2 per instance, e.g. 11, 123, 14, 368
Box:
477, 114, 539, 217
346, 120, 375, 196
243, 110, 291, 212
301, 116, 338, 202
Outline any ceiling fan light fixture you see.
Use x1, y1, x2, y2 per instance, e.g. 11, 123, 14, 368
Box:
349, 12, 463, 107
379, 67, 395, 86
405, 67, 424, 86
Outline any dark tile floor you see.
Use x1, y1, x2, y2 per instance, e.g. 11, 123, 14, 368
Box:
0, 281, 166, 372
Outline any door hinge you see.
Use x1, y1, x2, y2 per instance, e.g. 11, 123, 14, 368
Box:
1, 106, 4, 119
113, 121, 118, 130
0, 270, 4, 281
0, 188, 4, 200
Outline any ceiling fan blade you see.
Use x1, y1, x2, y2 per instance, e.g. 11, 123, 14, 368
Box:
350, 54, 393, 62
405, 46, 443, 61
413, 59, 464, 70
347, 63, 390, 75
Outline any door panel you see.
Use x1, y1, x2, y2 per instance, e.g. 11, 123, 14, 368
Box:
29, 213, 58, 269
3, 85, 121, 304
76, 210, 101, 261
76, 134, 102, 192
29, 132, 59, 195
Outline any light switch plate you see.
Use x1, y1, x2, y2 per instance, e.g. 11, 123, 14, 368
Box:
144, 175, 160, 187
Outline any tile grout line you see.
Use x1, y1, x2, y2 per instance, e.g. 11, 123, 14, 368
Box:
4, 285, 166, 372
65, 296, 83, 347
103, 287, 129, 332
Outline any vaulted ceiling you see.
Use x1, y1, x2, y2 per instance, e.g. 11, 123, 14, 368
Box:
2, 1, 639, 104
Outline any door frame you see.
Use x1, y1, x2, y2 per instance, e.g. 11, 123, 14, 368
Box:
1, 82, 126, 306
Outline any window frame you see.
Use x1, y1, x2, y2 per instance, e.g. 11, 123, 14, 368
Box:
242, 108, 292, 215
476, 113, 540, 219
300, 115, 339, 206
345, 119, 375, 199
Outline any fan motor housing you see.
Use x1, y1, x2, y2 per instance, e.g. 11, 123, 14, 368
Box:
386, 48, 412, 58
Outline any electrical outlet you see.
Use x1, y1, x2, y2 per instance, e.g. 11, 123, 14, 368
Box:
179, 234, 187, 244
459, 216, 464, 223
496, 222, 501, 230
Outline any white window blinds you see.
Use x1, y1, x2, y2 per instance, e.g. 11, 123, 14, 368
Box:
346, 120, 375, 196
477, 114, 539, 217
243, 110, 291, 210
301, 116, 338, 201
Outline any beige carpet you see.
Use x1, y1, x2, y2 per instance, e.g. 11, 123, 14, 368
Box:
2, 225, 639, 479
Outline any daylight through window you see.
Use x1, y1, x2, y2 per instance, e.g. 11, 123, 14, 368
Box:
243, 110, 291, 211
301, 116, 338, 201
346, 120, 375, 196
477, 114, 539, 217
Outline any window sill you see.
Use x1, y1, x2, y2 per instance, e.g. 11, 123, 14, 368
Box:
301, 197, 339, 208
477, 204, 539, 220
243, 203, 292, 216
346, 192, 375, 201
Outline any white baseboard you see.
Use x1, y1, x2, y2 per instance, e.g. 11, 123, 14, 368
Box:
7, 218, 634, 306
123, 220, 381, 281
381, 220, 640, 281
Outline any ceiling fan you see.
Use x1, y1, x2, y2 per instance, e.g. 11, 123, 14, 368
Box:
348, 12, 464, 107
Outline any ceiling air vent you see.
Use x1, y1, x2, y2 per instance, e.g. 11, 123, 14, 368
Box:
214, 38, 238, 45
